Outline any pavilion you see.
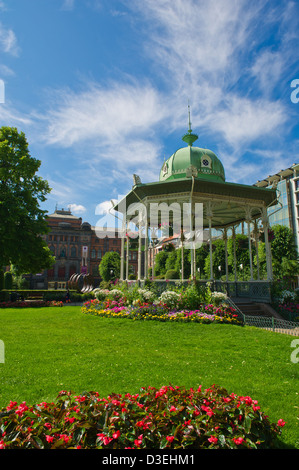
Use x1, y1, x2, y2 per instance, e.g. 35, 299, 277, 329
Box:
113, 111, 278, 302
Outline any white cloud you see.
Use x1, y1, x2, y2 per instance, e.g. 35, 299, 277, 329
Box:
250, 51, 284, 95
42, 81, 166, 148
68, 203, 87, 214
0, 22, 19, 56
0, 102, 33, 126
206, 96, 287, 148
127, 0, 293, 149
95, 200, 115, 215
61, 0, 75, 11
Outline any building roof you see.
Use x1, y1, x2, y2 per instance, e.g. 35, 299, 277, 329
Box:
254, 163, 299, 187
47, 209, 82, 220
159, 124, 225, 183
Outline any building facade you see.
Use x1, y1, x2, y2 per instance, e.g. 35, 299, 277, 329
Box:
28, 208, 139, 289
254, 163, 299, 253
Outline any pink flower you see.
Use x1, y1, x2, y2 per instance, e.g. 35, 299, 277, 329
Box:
0, 440, 6, 449
233, 437, 245, 445
97, 433, 113, 446
169, 405, 177, 412
113, 430, 121, 439
46, 435, 54, 443
277, 419, 286, 427
134, 435, 143, 447
208, 436, 218, 444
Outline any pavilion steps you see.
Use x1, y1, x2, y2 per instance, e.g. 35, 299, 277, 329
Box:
231, 299, 282, 319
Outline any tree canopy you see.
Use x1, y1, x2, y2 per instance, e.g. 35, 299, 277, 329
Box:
0, 126, 55, 274
99, 251, 120, 281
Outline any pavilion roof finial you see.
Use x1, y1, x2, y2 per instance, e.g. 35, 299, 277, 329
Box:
182, 101, 198, 146
188, 100, 192, 133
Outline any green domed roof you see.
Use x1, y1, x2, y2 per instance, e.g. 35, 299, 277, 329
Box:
159, 133, 225, 183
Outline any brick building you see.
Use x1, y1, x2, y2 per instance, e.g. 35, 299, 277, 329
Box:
28, 208, 139, 289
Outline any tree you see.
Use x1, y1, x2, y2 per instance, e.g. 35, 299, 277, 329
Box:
204, 239, 226, 280
4, 271, 13, 289
270, 225, 298, 261
154, 251, 169, 277
99, 251, 120, 281
174, 247, 190, 279
0, 127, 55, 273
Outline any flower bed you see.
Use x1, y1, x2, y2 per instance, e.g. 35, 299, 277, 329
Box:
82, 299, 242, 325
0, 300, 63, 308
0, 384, 285, 449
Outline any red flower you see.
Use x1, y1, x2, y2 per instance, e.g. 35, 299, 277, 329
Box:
166, 435, 174, 443
277, 419, 286, 427
113, 430, 121, 439
134, 435, 143, 447
233, 437, 245, 445
208, 436, 218, 444
46, 435, 54, 443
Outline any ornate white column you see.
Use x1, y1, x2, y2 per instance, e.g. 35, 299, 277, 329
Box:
232, 226, 237, 281
262, 209, 273, 281
206, 202, 214, 281
224, 228, 229, 281
144, 221, 148, 280
138, 217, 142, 281
254, 220, 260, 280
208, 217, 213, 280
120, 217, 125, 281
245, 207, 254, 281
181, 228, 184, 281
126, 233, 129, 281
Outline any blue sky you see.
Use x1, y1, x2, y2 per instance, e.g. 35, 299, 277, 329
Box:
0, 0, 298, 226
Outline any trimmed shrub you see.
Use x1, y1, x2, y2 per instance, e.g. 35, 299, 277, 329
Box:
4, 272, 13, 290
165, 269, 179, 279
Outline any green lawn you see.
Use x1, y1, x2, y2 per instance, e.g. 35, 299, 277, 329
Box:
0, 306, 298, 448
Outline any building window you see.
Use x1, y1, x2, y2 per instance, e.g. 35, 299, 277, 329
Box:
91, 249, 96, 259
69, 265, 76, 277
60, 246, 66, 258
201, 155, 212, 169
97, 249, 102, 259
71, 246, 77, 257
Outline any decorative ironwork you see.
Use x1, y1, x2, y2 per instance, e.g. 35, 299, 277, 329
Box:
227, 297, 299, 337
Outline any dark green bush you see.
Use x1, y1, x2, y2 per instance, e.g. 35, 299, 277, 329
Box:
4, 272, 13, 290
165, 269, 179, 279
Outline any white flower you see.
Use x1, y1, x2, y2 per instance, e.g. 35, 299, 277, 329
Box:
279, 290, 296, 304
94, 289, 110, 301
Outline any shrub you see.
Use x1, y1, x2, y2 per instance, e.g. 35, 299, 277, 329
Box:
4, 272, 13, 290
158, 290, 181, 311
0, 385, 285, 449
279, 290, 296, 304
165, 269, 179, 279
136, 288, 156, 304
211, 291, 227, 306
0, 301, 62, 308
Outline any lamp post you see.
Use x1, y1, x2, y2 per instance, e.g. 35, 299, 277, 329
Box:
239, 264, 244, 281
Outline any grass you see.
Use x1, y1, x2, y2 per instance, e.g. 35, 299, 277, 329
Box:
0, 306, 298, 448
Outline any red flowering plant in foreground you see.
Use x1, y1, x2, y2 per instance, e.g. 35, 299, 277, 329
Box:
0, 385, 285, 449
